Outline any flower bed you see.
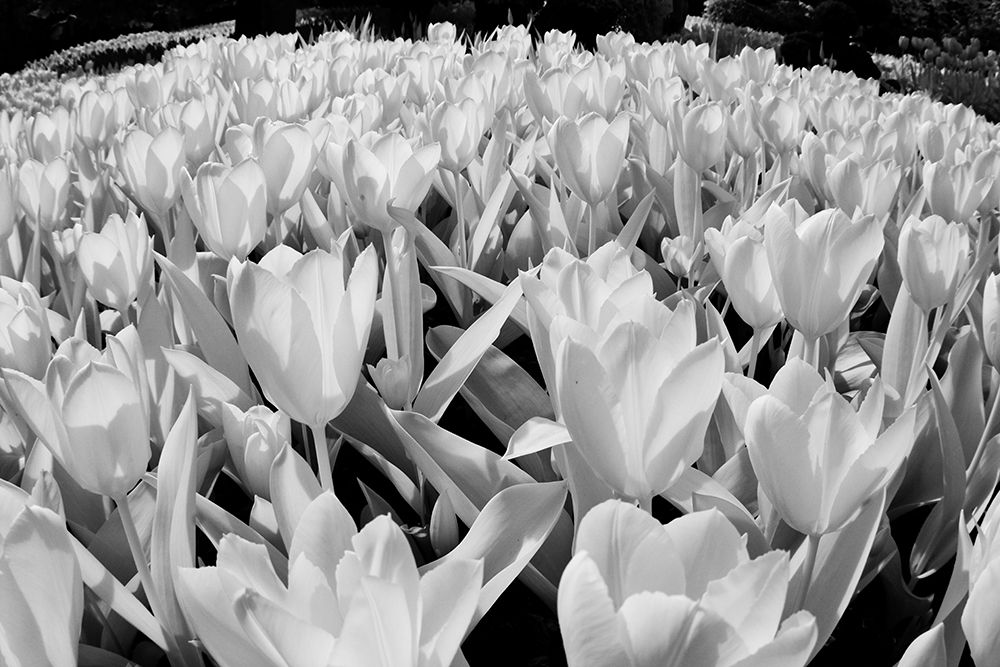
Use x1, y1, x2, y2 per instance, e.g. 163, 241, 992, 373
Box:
0, 19, 998, 667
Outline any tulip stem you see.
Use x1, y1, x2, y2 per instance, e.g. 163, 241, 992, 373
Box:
797, 533, 820, 611
748, 329, 762, 381
586, 203, 596, 256
311, 423, 334, 491
453, 171, 467, 267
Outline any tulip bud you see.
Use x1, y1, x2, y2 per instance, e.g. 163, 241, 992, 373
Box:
341, 133, 440, 231
18, 157, 70, 230
428, 98, 484, 173
221, 403, 289, 499
76, 211, 154, 313
182, 159, 268, 261
897, 215, 969, 313
427, 21, 457, 43
747, 361, 915, 535
549, 111, 630, 206
115, 128, 185, 220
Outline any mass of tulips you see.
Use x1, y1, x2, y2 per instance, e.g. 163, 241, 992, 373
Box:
1, 18, 1000, 666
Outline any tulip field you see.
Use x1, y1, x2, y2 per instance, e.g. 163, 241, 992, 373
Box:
4, 17, 1000, 666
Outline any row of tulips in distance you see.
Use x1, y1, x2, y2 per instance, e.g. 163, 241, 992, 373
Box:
1, 19, 1000, 667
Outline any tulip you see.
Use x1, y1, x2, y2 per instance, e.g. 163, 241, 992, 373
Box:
227, 244, 378, 489
764, 208, 884, 343
115, 127, 185, 221
549, 112, 630, 206
745, 359, 915, 535
427, 21, 457, 43
76, 211, 154, 314
827, 155, 902, 219
428, 98, 484, 173
26, 107, 73, 162
176, 493, 483, 667
963, 492, 1000, 667
0, 505, 83, 667
76, 90, 118, 151
182, 159, 268, 261
705, 217, 783, 331
897, 215, 970, 313
221, 403, 290, 500
558, 500, 817, 667
18, 157, 70, 230
174, 96, 224, 166
554, 314, 724, 506
341, 133, 440, 231
0, 278, 51, 379
984, 274, 1000, 369
223, 119, 319, 217
922, 160, 991, 223
3, 339, 150, 499
752, 94, 804, 155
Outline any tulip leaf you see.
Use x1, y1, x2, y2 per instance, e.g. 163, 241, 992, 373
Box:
154, 252, 253, 396
505, 417, 570, 460
429, 265, 531, 332
881, 285, 928, 409
149, 391, 201, 664
421, 481, 568, 627
331, 378, 418, 483
414, 280, 523, 423
390, 409, 573, 593
616, 191, 655, 251
802, 490, 886, 660
910, 370, 966, 578
162, 348, 255, 426
941, 326, 985, 463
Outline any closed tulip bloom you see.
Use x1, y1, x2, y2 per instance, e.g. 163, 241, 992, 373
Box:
752, 95, 804, 154
554, 312, 724, 504
182, 159, 268, 261
115, 127, 185, 219
922, 160, 991, 223
963, 492, 1000, 667
674, 102, 727, 172
549, 112, 630, 206
76, 211, 154, 312
227, 244, 379, 428
4, 347, 150, 499
705, 218, 783, 330
428, 98, 484, 173
897, 215, 970, 313
0, 278, 52, 379
427, 21, 457, 43
176, 493, 483, 667
745, 359, 915, 535
250, 119, 319, 216
559, 501, 817, 667
18, 157, 70, 230
26, 107, 73, 162
764, 208, 883, 340
221, 403, 290, 500
76, 90, 118, 151
0, 505, 83, 667
341, 133, 441, 231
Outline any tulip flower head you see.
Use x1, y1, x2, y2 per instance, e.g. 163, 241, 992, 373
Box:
428, 98, 485, 173
3, 330, 151, 498
745, 359, 915, 535
704, 216, 783, 330
76, 211, 154, 313
182, 158, 268, 261
115, 127, 185, 220
549, 112, 630, 206
674, 102, 727, 172
18, 157, 70, 230
558, 500, 817, 667
221, 403, 290, 500
764, 208, 883, 341
341, 133, 440, 231
176, 492, 483, 667
897, 214, 970, 313
227, 243, 379, 429
0, 277, 52, 379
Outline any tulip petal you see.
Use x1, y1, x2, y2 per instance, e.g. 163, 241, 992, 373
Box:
289, 491, 357, 593
419, 558, 483, 667
617, 592, 728, 667
330, 576, 415, 667
662, 508, 746, 599
558, 553, 629, 667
